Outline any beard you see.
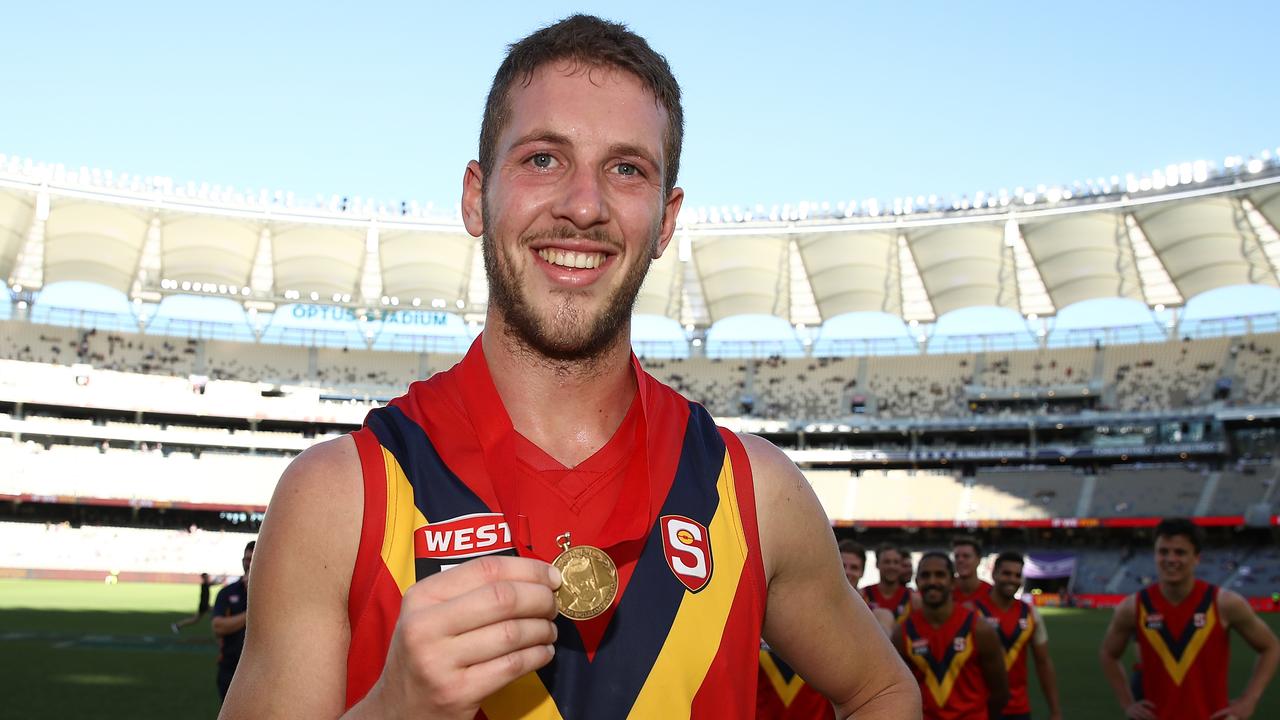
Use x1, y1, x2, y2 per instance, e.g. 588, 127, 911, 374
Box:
482, 199, 658, 363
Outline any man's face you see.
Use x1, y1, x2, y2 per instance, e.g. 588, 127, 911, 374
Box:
242, 545, 254, 576
1154, 534, 1199, 585
877, 550, 902, 583
952, 544, 979, 579
463, 62, 683, 360
841, 552, 865, 587
992, 560, 1023, 601
916, 557, 955, 609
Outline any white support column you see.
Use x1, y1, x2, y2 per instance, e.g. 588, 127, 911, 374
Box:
8, 189, 48, 292
359, 222, 382, 305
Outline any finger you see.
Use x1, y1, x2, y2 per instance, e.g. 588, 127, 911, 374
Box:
434, 580, 558, 636
461, 644, 556, 700
451, 617, 559, 667
411, 555, 560, 604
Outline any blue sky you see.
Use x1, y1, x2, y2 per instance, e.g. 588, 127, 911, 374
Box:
5, 1, 1279, 344
3, 1, 1277, 211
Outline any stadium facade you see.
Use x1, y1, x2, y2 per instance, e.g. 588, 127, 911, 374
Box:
1, 151, 1278, 608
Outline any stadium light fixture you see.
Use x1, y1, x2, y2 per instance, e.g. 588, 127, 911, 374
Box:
456, 299, 466, 309
412, 298, 421, 307
1154, 303, 1165, 313
310, 292, 319, 301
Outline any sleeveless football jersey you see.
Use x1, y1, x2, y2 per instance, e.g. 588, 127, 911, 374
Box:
862, 584, 912, 622
1134, 580, 1228, 720
902, 608, 989, 720
345, 339, 767, 719
973, 598, 1036, 716
756, 645, 834, 720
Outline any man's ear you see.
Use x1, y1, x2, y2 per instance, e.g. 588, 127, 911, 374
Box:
462, 160, 485, 238
654, 186, 685, 258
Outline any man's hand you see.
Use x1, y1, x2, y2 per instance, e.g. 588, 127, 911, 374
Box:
1125, 698, 1157, 720
1210, 696, 1257, 720
355, 555, 561, 720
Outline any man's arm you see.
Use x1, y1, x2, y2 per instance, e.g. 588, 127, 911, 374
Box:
743, 435, 919, 720
219, 436, 562, 720
218, 437, 363, 717
1099, 595, 1155, 720
210, 603, 246, 637
1028, 607, 1062, 720
1212, 589, 1280, 720
872, 608, 897, 638
973, 619, 1009, 718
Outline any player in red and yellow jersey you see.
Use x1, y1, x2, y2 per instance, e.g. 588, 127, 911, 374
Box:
862, 543, 918, 623
1101, 518, 1279, 720
758, 540, 896, 719
951, 536, 992, 609
218, 15, 918, 720
974, 553, 1060, 720
896, 551, 1008, 720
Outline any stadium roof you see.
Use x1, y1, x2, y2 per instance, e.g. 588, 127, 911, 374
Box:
2, 154, 1279, 329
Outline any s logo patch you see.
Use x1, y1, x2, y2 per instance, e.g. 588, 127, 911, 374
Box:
661, 515, 712, 592
953, 637, 967, 652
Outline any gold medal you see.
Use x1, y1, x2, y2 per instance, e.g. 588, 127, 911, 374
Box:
551, 532, 618, 621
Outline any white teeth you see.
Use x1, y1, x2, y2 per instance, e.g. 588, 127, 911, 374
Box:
538, 248, 604, 269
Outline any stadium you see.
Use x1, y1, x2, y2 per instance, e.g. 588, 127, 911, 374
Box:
2, 142, 1279, 717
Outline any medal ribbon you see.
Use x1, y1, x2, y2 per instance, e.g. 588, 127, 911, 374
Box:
453, 337, 655, 564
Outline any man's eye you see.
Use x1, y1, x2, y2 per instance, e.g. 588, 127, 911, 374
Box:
615, 163, 639, 176
530, 153, 553, 168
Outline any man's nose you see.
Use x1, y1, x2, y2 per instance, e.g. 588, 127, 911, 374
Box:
552, 165, 610, 229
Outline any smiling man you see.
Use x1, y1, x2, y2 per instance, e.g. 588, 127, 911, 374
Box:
973, 552, 1060, 720
1099, 518, 1279, 720
218, 14, 916, 720
896, 551, 1008, 720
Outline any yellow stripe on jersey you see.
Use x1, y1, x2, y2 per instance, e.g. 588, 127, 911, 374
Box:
1138, 600, 1219, 685
1004, 613, 1035, 671
759, 651, 807, 707
480, 668, 565, 720
379, 447, 428, 594
627, 452, 749, 720
907, 630, 976, 709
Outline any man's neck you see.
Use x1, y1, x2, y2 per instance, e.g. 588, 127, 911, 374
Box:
1159, 576, 1197, 605
923, 601, 954, 627
878, 579, 902, 594
958, 575, 983, 594
483, 319, 637, 468
987, 592, 1015, 611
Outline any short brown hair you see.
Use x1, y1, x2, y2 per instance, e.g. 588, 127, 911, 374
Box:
838, 539, 866, 565
478, 14, 685, 194
951, 535, 982, 556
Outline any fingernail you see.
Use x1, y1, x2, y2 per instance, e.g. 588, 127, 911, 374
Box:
548, 565, 562, 587
545, 644, 556, 657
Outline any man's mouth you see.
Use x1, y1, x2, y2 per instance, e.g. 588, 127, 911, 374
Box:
537, 248, 605, 269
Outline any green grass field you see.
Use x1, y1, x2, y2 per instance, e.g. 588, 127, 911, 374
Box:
1, 579, 1276, 718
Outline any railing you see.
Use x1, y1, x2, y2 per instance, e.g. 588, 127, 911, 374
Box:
11, 303, 1280, 360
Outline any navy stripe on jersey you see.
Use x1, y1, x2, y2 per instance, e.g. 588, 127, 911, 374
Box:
366, 404, 490, 523
905, 613, 976, 685
1138, 585, 1216, 661
536, 403, 724, 720
976, 601, 1030, 651
766, 649, 799, 684
366, 405, 505, 580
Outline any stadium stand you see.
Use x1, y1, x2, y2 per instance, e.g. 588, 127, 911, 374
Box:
1105, 337, 1229, 411
0, 521, 250, 577
1088, 466, 1208, 518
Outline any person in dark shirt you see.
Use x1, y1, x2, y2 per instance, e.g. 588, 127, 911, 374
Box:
171, 573, 215, 634
212, 541, 254, 701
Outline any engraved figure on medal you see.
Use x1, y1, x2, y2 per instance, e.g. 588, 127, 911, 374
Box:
551, 532, 618, 621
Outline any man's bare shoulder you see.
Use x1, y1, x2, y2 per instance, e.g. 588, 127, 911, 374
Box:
260, 435, 363, 590
735, 432, 805, 494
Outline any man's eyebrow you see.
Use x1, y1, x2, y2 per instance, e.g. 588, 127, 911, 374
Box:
609, 143, 660, 169
508, 130, 573, 150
